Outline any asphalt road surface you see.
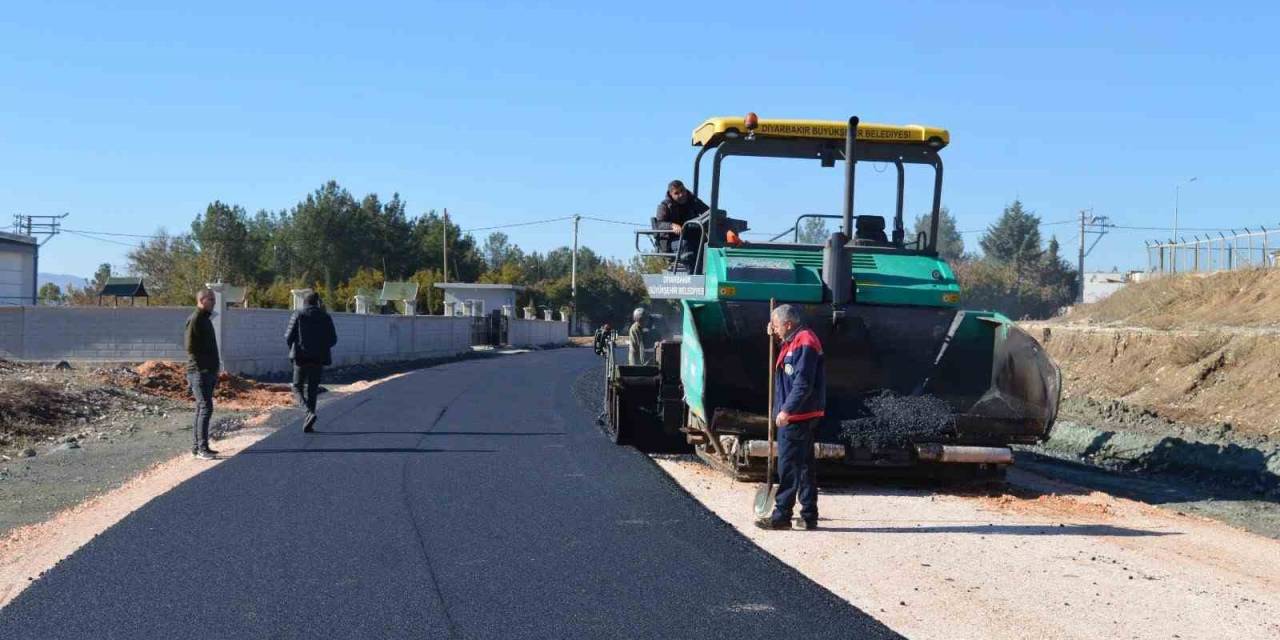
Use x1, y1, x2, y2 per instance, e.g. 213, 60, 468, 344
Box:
0, 349, 898, 639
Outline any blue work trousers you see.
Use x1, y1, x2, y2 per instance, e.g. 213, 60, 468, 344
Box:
772, 418, 819, 523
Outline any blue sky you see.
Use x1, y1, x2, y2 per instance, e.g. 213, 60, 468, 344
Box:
3, 0, 1277, 278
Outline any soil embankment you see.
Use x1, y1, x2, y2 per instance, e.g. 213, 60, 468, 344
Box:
1023, 269, 1280, 494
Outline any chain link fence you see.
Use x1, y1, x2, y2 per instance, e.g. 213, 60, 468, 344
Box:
1145, 227, 1278, 273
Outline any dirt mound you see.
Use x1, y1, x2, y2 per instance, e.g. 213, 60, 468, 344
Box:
96, 361, 294, 411
1058, 269, 1280, 330
979, 490, 1118, 519
0, 381, 83, 436
1029, 326, 1279, 441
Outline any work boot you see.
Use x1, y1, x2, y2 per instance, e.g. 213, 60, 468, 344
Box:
303, 413, 317, 433
754, 517, 790, 531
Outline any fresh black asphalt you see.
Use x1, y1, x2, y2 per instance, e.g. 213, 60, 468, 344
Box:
0, 348, 899, 639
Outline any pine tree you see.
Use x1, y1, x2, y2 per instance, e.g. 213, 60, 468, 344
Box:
979, 200, 1043, 267
912, 207, 965, 262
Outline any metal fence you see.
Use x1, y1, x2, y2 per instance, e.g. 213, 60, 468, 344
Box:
1146, 227, 1278, 273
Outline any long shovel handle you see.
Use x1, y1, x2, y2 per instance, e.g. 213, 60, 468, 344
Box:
766, 298, 777, 491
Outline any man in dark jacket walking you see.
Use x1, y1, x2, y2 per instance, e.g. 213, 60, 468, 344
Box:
285, 292, 338, 433
655, 179, 709, 272
185, 289, 220, 459
759, 304, 825, 531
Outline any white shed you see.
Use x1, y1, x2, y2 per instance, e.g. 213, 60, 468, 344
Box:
0, 232, 37, 306
433, 283, 524, 317
1082, 271, 1132, 304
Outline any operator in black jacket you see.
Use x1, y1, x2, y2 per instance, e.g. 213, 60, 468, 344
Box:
284, 292, 338, 433
655, 179, 709, 272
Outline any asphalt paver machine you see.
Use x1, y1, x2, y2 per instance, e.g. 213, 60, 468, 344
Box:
603, 114, 1061, 481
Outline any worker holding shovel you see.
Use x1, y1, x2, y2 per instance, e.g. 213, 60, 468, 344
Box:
758, 304, 825, 531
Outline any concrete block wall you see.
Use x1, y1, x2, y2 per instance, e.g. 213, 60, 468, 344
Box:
0, 306, 190, 361
0, 307, 23, 359
0, 305, 562, 374
221, 310, 474, 376
509, 318, 568, 346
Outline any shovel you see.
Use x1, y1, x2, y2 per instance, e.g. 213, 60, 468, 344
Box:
753, 298, 778, 520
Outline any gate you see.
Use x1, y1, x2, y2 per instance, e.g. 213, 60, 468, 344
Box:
469, 311, 509, 346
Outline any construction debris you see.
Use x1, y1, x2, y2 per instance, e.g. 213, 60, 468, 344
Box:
95, 361, 294, 411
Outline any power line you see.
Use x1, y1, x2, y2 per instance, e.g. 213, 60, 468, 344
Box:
65, 230, 144, 248
462, 216, 573, 233
579, 215, 641, 227
62, 227, 164, 238
957, 218, 1075, 235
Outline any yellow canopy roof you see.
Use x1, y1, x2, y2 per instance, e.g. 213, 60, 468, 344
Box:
692, 116, 949, 149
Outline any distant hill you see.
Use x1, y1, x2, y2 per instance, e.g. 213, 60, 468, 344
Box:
38, 273, 89, 291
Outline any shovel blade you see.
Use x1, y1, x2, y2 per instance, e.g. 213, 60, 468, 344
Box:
753, 485, 777, 519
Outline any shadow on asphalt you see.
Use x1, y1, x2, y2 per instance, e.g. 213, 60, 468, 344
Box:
310, 431, 565, 437
241, 448, 499, 454
807, 523, 1178, 537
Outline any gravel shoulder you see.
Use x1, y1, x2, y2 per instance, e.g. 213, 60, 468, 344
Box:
654, 455, 1280, 640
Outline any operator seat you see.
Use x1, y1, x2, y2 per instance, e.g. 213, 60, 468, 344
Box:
853, 215, 889, 244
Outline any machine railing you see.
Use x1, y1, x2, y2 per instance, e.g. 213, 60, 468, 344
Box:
634, 219, 707, 273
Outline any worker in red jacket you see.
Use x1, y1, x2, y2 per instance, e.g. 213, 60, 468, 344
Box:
760, 303, 825, 531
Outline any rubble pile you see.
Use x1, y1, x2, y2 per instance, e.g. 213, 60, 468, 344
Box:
97, 361, 294, 410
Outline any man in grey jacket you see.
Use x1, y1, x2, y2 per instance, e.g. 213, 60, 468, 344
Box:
285, 292, 338, 432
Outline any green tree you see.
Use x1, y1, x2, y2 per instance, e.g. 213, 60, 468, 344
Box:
361, 193, 417, 279
92, 263, 112, 289
912, 207, 965, 262
797, 217, 830, 244
285, 181, 370, 292
411, 210, 485, 282
979, 200, 1042, 266
481, 231, 524, 271
126, 231, 204, 305
38, 282, 63, 304
191, 201, 253, 284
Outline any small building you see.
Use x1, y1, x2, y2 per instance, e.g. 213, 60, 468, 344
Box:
433, 283, 524, 317
0, 232, 37, 306
98, 277, 149, 306
379, 281, 420, 315
1082, 271, 1132, 304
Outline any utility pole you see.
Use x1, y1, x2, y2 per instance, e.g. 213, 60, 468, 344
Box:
13, 214, 67, 306
442, 208, 449, 283
1172, 177, 1197, 272
12, 213, 66, 245
1076, 209, 1113, 303
570, 214, 580, 335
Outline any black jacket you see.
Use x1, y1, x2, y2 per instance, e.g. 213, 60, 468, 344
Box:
285, 305, 338, 366
655, 192, 709, 228
184, 309, 220, 373
655, 192, 709, 253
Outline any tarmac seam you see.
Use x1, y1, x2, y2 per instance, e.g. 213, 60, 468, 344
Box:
392, 378, 479, 638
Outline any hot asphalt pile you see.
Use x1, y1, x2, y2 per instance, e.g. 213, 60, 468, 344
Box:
838, 392, 956, 451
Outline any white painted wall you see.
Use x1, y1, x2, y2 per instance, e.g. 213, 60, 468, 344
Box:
439, 288, 518, 316
0, 242, 36, 306
508, 318, 569, 346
